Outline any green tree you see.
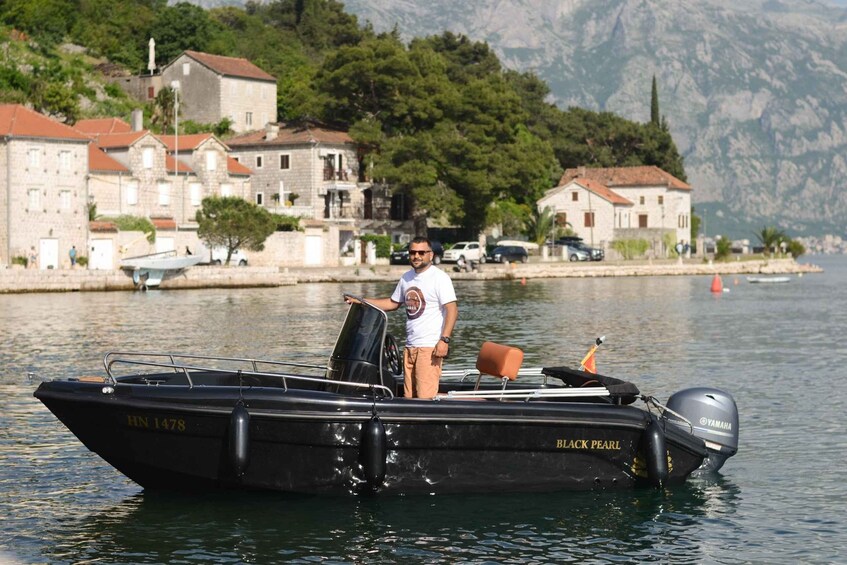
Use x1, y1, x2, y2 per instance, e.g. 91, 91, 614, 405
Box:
755, 226, 786, 256
149, 86, 177, 133
524, 206, 555, 246
0, 0, 77, 45
715, 236, 732, 260
151, 2, 217, 65
196, 197, 276, 265
650, 75, 660, 126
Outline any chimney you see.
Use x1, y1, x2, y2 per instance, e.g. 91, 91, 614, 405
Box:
131, 109, 143, 132
578, 166, 586, 178
264, 122, 279, 140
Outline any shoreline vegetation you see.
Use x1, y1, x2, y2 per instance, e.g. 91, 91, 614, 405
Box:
0, 258, 822, 294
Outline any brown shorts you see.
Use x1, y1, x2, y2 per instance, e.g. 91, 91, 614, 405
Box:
403, 346, 443, 399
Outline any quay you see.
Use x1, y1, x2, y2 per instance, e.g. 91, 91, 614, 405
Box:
0, 258, 822, 294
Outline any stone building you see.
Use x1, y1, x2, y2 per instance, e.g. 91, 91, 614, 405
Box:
116, 50, 277, 135
161, 51, 277, 133
227, 122, 399, 258
538, 166, 692, 254
0, 104, 91, 269
158, 133, 253, 223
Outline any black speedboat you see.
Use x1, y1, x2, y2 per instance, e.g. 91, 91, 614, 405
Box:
34, 296, 739, 494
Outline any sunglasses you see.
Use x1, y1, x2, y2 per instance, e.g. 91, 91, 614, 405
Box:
408, 250, 431, 256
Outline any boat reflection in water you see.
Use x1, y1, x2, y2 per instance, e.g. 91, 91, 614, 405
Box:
34, 295, 739, 495
49, 477, 741, 564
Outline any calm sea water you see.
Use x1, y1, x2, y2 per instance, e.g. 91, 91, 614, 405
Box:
1, 256, 845, 564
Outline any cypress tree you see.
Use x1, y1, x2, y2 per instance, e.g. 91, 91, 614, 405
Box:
650, 75, 660, 126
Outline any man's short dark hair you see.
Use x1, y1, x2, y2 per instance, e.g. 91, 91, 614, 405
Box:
410, 236, 432, 249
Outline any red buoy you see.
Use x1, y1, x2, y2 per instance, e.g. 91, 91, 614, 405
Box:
710, 274, 723, 293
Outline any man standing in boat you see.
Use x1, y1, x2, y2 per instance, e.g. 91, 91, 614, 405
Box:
346, 236, 458, 398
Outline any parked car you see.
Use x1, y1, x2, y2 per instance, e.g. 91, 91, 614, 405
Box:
441, 241, 483, 264
485, 245, 529, 264
555, 237, 604, 261
389, 241, 444, 265
197, 245, 248, 266
564, 246, 590, 262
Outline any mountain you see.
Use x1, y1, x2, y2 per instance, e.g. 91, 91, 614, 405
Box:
186, 0, 847, 238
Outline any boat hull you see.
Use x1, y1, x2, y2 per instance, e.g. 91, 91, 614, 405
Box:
35, 379, 707, 494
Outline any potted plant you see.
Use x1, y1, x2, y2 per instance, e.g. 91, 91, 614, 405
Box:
288, 193, 300, 206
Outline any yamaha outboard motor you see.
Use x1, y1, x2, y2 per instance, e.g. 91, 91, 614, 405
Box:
664, 387, 739, 472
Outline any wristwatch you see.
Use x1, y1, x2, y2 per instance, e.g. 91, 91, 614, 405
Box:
440, 336, 451, 344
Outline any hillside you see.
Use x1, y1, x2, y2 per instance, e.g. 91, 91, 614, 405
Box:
336, 0, 847, 239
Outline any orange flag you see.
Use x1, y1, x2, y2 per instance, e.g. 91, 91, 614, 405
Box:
580, 347, 597, 374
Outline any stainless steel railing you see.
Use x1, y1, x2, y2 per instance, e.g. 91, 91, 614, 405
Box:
102, 351, 394, 398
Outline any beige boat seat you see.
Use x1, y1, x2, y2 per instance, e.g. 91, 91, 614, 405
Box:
474, 341, 524, 391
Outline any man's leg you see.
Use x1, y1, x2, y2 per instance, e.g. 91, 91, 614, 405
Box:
413, 347, 442, 398
403, 347, 417, 398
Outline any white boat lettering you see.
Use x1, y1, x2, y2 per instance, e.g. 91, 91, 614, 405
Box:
699, 417, 732, 430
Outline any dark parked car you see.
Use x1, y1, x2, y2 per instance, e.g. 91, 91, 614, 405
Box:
389, 241, 444, 265
484, 245, 529, 264
555, 237, 604, 261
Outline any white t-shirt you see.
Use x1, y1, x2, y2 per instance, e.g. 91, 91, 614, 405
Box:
390, 265, 457, 347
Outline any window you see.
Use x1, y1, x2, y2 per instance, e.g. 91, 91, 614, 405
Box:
206, 151, 217, 172
658, 195, 664, 205
678, 214, 688, 228
639, 196, 645, 205
571, 191, 579, 202
190, 183, 202, 206
59, 190, 71, 210
28, 148, 40, 168
126, 182, 138, 205
143, 147, 154, 169
246, 83, 253, 97
584, 212, 595, 228
256, 192, 264, 206
182, 62, 190, 76
59, 151, 72, 171
220, 183, 232, 197
158, 182, 170, 206
255, 155, 263, 168
245, 112, 253, 127
230, 82, 237, 97
279, 154, 290, 170
28, 188, 40, 209
639, 214, 648, 228
556, 212, 568, 227
147, 86, 155, 99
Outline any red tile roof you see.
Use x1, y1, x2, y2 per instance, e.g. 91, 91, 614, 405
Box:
89, 145, 129, 173
570, 178, 633, 205
89, 221, 118, 232
227, 123, 354, 148
91, 131, 151, 148
560, 166, 691, 190
151, 217, 176, 230
0, 104, 90, 140
157, 133, 217, 151
166, 154, 193, 174
75, 118, 132, 135
183, 50, 276, 82
227, 156, 252, 176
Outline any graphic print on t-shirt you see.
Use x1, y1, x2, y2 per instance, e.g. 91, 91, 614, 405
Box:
404, 286, 425, 320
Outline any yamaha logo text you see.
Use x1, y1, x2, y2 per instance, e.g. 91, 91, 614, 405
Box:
700, 416, 732, 430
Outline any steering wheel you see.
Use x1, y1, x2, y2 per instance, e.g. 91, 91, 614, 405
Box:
383, 334, 402, 376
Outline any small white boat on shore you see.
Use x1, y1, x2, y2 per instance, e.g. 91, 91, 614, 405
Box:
746, 276, 791, 284
120, 251, 203, 288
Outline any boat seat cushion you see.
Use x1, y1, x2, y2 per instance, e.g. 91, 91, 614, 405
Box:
476, 341, 523, 380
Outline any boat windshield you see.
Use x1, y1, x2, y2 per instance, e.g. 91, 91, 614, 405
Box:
325, 297, 395, 393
